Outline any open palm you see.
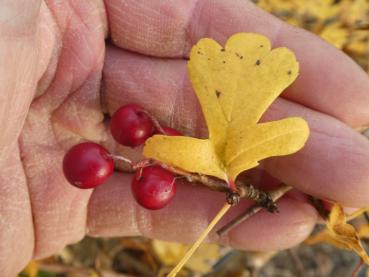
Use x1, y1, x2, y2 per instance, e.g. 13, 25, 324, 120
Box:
1, 1, 369, 276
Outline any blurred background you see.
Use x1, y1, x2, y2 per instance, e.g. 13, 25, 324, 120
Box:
20, 0, 369, 276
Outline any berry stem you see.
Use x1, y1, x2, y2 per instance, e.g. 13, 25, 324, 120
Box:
141, 110, 166, 135
168, 203, 231, 277
109, 154, 133, 165
216, 184, 292, 236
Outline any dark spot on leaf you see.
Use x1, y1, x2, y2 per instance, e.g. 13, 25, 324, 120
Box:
222, 61, 226, 64
235, 52, 244, 59
215, 90, 222, 98
220, 48, 225, 52
287, 70, 292, 75
260, 44, 264, 48
256, 60, 261, 65
197, 51, 203, 55
208, 58, 211, 61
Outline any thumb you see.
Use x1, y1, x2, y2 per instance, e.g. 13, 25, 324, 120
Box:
0, 0, 42, 161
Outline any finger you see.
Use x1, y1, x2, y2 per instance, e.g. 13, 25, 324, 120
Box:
0, 0, 46, 160
104, 0, 369, 128
19, 0, 107, 263
0, 1, 46, 276
103, 47, 369, 207
87, 174, 317, 251
0, 147, 34, 277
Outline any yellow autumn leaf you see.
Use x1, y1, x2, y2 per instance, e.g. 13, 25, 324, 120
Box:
348, 206, 369, 220
358, 225, 369, 239
340, 0, 369, 28
152, 240, 188, 266
320, 23, 349, 49
309, 203, 369, 264
22, 260, 39, 277
304, 228, 350, 249
295, 0, 340, 21
144, 33, 309, 182
152, 240, 220, 274
345, 30, 369, 56
328, 204, 369, 264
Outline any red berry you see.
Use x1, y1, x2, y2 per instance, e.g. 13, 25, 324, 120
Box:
63, 142, 114, 189
131, 166, 176, 210
110, 104, 154, 147
156, 127, 183, 136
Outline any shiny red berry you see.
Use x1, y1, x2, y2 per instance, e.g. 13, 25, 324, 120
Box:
63, 142, 114, 189
110, 104, 154, 147
131, 166, 176, 210
156, 127, 183, 136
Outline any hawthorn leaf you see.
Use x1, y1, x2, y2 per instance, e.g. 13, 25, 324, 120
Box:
348, 206, 369, 220
144, 136, 226, 180
306, 203, 369, 264
144, 33, 309, 181
358, 225, 369, 239
226, 117, 309, 179
304, 228, 349, 249
327, 204, 369, 264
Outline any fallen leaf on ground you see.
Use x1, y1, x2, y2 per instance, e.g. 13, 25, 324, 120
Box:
306, 203, 369, 264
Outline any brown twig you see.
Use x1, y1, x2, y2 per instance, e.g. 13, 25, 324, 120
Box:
351, 258, 364, 277
216, 184, 292, 236
287, 248, 306, 277
160, 162, 278, 210
308, 196, 329, 220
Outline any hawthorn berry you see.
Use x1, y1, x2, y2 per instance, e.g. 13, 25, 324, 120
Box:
131, 165, 176, 210
63, 142, 114, 189
110, 104, 155, 147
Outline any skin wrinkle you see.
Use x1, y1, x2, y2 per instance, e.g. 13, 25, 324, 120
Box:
182, 0, 201, 56
35, 3, 58, 93
168, 63, 187, 129
0, 0, 42, 37
6, 143, 34, 274
184, 0, 211, 56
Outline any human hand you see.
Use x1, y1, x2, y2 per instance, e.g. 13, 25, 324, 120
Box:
1, 1, 369, 276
